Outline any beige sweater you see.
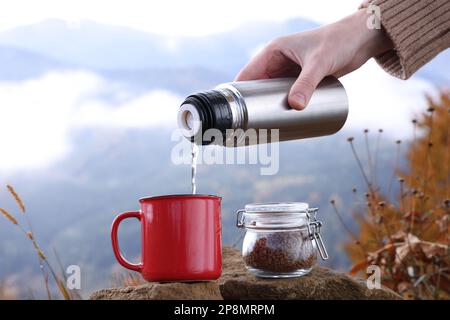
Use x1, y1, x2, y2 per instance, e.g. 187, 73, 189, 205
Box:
361, 0, 450, 79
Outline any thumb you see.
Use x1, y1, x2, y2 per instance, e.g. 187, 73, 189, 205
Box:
288, 63, 325, 110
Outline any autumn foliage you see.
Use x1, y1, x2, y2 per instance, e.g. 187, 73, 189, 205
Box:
336, 91, 450, 299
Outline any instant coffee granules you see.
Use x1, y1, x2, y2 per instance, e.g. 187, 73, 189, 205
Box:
243, 231, 317, 273
237, 202, 328, 277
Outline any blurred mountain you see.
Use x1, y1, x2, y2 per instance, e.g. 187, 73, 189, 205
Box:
0, 18, 318, 74
0, 45, 69, 80
98, 67, 229, 95
0, 46, 229, 95
0, 18, 447, 86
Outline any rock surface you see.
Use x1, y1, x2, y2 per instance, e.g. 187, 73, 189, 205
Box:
90, 247, 401, 300
90, 282, 222, 300
220, 247, 400, 300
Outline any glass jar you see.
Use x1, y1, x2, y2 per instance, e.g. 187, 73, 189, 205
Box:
236, 202, 328, 278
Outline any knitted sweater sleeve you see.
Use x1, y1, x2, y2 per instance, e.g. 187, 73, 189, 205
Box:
361, 0, 450, 79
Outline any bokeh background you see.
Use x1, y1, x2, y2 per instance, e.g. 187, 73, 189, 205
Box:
0, 0, 448, 298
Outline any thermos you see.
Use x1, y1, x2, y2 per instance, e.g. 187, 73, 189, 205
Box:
177, 76, 348, 146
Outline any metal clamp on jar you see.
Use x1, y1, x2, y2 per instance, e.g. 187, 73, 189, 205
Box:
236, 202, 328, 278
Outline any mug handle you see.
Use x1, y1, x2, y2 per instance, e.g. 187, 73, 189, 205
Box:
111, 211, 143, 272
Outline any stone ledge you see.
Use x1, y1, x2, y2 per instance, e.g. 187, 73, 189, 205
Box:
90, 281, 222, 300
90, 247, 401, 300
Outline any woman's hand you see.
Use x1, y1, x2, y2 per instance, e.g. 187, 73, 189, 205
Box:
235, 10, 393, 110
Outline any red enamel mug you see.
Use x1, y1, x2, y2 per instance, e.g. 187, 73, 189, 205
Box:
111, 194, 222, 281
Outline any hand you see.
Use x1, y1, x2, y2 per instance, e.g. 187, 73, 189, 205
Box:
235, 10, 393, 110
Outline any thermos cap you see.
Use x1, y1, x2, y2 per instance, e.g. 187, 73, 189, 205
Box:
178, 90, 233, 145
178, 103, 202, 139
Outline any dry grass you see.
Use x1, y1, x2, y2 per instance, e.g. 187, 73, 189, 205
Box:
6, 185, 25, 213
0, 185, 80, 299
110, 272, 145, 288
0, 208, 18, 225
332, 91, 450, 299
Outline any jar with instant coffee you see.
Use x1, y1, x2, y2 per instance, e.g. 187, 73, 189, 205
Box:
236, 202, 328, 278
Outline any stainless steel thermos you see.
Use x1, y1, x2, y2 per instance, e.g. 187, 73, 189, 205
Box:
177, 77, 348, 146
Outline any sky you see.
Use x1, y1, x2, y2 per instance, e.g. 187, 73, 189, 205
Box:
0, 0, 362, 36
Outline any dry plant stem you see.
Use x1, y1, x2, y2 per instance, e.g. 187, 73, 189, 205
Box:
422, 110, 434, 200
27, 234, 53, 298
352, 188, 364, 214
409, 121, 417, 232
364, 130, 374, 186
53, 248, 67, 282
3, 217, 52, 299
23, 231, 52, 299
409, 194, 415, 234
331, 201, 359, 241
378, 206, 394, 243
365, 199, 384, 245
43, 258, 71, 300
330, 201, 367, 255
348, 139, 374, 195
399, 179, 405, 213
381, 203, 415, 286
42, 271, 51, 300
350, 189, 377, 233
388, 142, 401, 199
373, 130, 382, 189
53, 249, 82, 300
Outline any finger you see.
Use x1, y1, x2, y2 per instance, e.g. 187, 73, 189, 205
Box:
288, 62, 326, 110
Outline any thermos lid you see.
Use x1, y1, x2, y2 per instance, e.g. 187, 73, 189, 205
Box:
178, 103, 202, 139
178, 90, 233, 145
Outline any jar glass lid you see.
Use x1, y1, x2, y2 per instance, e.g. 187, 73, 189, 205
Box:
244, 202, 309, 213
238, 202, 313, 229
